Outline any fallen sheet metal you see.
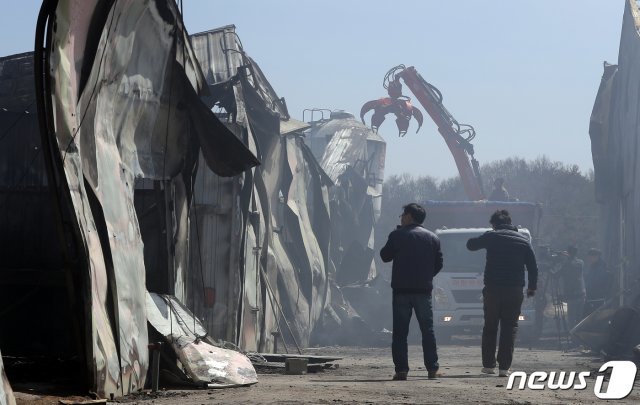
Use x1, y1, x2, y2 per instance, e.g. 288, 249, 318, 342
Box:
0, 351, 16, 405
146, 292, 258, 387
571, 300, 620, 351
572, 293, 640, 358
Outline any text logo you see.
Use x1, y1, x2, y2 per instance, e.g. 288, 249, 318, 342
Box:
506, 361, 637, 400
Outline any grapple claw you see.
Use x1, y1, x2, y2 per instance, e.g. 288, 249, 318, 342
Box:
360, 100, 379, 125
360, 90, 423, 136
412, 106, 423, 133
371, 111, 387, 132
396, 116, 409, 137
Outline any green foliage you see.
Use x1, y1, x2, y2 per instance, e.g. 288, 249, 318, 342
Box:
376, 156, 599, 259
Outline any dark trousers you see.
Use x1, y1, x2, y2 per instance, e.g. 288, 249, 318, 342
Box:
482, 285, 523, 370
392, 292, 439, 373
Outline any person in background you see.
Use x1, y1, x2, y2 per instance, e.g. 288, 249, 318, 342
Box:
488, 178, 510, 201
559, 245, 586, 330
466, 209, 538, 377
584, 248, 612, 316
380, 203, 443, 381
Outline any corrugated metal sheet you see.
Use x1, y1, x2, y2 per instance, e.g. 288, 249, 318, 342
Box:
41, 0, 257, 398
191, 26, 288, 119
0, 3, 343, 399
189, 154, 243, 344
188, 26, 337, 351
589, 0, 640, 303
1, 15, 390, 401
190, 25, 244, 84
146, 292, 257, 387
0, 52, 34, 110
188, 26, 254, 349
280, 118, 310, 135
304, 113, 386, 285
281, 135, 332, 344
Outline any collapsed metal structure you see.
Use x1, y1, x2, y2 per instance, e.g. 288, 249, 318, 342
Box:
582, 0, 640, 356
183, 27, 388, 353
33, 0, 258, 397
0, 2, 385, 401
590, 0, 640, 306
305, 111, 385, 286
183, 26, 334, 352
303, 111, 388, 345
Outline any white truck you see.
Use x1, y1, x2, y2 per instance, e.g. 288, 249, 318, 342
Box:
424, 201, 542, 342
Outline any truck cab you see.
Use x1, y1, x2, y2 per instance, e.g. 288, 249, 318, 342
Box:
432, 227, 536, 341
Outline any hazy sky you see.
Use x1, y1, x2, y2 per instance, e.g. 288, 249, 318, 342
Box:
1, 1, 624, 179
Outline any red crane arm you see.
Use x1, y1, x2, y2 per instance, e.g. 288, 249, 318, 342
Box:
398, 66, 485, 201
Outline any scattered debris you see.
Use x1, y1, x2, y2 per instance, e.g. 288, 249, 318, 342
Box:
146, 292, 258, 388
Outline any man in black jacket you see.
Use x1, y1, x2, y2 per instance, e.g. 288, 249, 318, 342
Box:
380, 203, 443, 381
466, 209, 538, 377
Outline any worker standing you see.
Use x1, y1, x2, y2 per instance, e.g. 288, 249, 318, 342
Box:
380, 203, 443, 381
488, 178, 510, 201
584, 248, 612, 315
559, 246, 586, 329
466, 209, 538, 377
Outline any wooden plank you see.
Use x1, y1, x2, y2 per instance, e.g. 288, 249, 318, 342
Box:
256, 354, 342, 364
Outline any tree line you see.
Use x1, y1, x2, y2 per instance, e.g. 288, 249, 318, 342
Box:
375, 156, 599, 273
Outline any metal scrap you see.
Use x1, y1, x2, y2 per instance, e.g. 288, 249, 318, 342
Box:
146, 292, 258, 387
35, 0, 257, 397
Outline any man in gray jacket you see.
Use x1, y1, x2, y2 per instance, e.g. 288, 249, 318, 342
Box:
380, 203, 443, 381
467, 209, 538, 377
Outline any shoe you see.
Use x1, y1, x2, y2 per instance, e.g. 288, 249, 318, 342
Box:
392, 371, 408, 381
499, 369, 510, 377
481, 367, 496, 374
428, 369, 439, 379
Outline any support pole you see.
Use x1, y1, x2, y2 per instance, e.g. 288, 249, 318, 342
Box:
148, 342, 163, 392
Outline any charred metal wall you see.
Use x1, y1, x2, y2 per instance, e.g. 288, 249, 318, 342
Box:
302, 112, 388, 346
188, 27, 265, 349
0, 54, 27, 403
0, 54, 62, 275
0, 51, 84, 399
2, 20, 386, 405
590, 0, 640, 303
304, 113, 386, 286
188, 27, 333, 351
37, 0, 256, 398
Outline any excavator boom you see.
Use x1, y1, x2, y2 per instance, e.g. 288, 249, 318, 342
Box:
361, 65, 485, 200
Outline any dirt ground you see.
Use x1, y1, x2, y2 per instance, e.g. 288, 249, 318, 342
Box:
12, 339, 640, 404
